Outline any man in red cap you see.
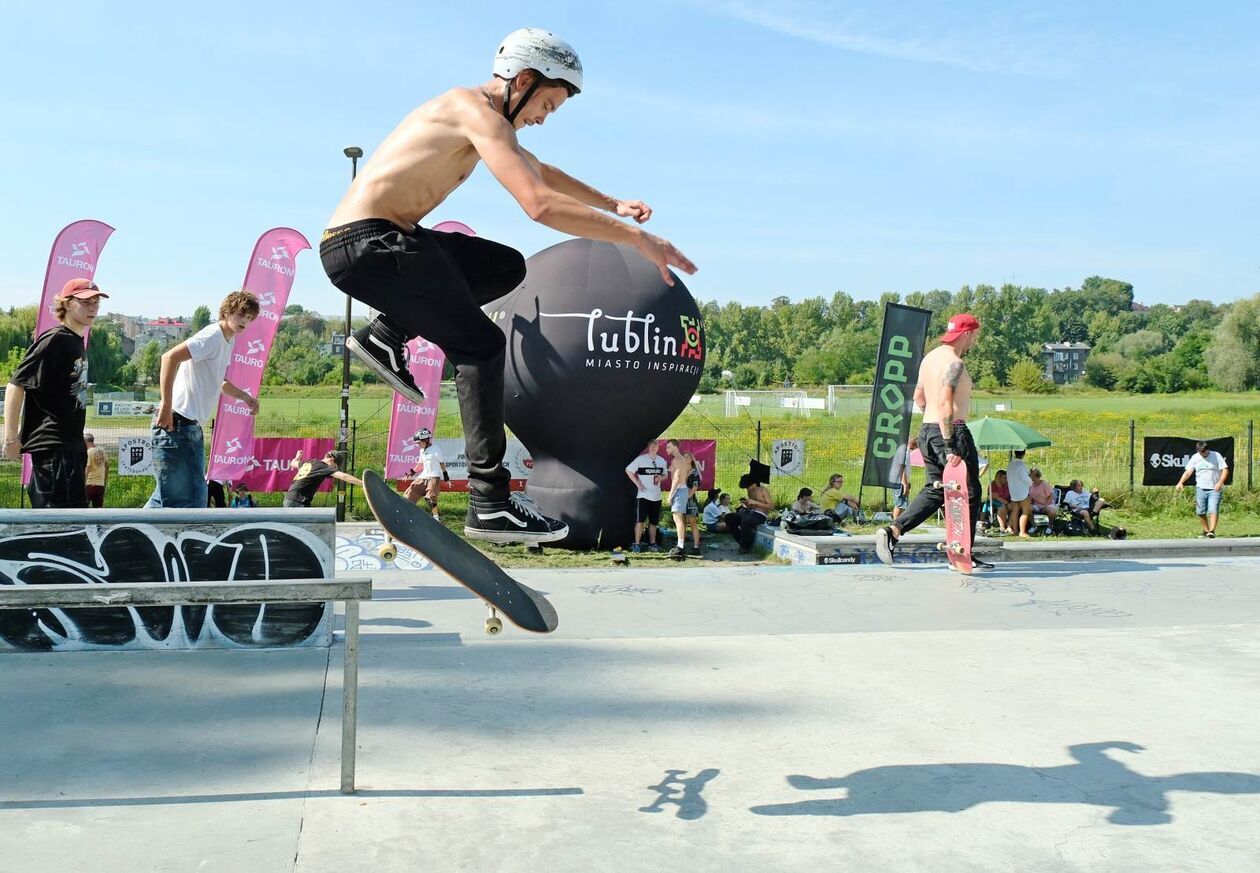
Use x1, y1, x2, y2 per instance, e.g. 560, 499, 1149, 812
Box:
875, 313, 993, 572
2, 279, 107, 507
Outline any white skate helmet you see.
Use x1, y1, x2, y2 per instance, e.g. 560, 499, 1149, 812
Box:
493, 28, 583, 95
413, 428, 433, 441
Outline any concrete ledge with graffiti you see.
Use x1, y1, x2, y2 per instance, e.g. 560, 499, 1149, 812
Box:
0, 509, 335, 653
335, 523, 432, 573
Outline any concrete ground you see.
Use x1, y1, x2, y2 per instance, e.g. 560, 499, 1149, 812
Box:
3, 557, 1260, 872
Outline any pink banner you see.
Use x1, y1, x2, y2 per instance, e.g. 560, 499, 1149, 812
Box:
223, 437, 336, 493
380, 219, 471, 479
206, 227, 311, 481
24, 220, 115, 485
383, 337, 447, 479
662, 439, 717, 489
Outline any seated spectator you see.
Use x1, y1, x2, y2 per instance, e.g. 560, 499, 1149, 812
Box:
791, 487, 822, 515
989, 470, 1012, 533
1028, 468, 1057, 522
735, 477, 774, 553
703, 491, 734, 534
230, 483, 256, 508
1063, 480, 1109, 532
819, 473, 860, 523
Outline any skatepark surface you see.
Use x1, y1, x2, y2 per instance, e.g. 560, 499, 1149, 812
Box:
3, 556, 1259, 872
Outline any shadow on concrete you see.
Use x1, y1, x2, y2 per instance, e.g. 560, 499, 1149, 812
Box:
1000, 560, 1208, 577
639, 768, 720, 820
0, 786, 584, 810
370, 586, 478, 602
750, 741, 1260, 824
360, 617, 433, 629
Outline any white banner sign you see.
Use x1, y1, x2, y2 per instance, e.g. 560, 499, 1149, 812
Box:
434, 438, 533, 486
771, 439, 805, 478
97, 400, 157, 417
118, 436, 153, 475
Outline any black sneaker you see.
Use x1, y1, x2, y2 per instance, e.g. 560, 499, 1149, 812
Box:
971, 557, 995, 573
464, 492, 568, 544
875, 526, 897, 566
346, 321, 425, 404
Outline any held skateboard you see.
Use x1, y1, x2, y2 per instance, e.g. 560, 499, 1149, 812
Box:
362, 470, 558, 635
936, 460, 973, 574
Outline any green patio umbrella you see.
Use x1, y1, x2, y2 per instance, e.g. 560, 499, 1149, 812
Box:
969, 416, 1053, 451
967, 417, 1052, 530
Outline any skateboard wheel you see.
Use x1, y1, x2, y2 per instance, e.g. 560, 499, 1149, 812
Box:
377, 542, 397, 562
485, 617, 503, 635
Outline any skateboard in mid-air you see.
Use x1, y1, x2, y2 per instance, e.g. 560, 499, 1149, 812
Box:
362, 470, 558, 635
936, 460, 973, 574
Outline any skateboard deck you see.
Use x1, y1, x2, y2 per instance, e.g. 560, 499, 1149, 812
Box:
362, 470, 558, 634
937, 461, 973, 574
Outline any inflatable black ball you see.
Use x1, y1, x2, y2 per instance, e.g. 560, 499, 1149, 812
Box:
485, 240, 705, 548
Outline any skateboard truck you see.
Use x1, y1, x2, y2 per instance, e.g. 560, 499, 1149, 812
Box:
485, 606, 503, 635
377, 535, 398, 562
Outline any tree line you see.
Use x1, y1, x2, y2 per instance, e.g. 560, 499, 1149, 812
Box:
2, 278, 1258, 394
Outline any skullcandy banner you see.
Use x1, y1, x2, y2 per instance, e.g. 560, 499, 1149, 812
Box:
23, 219, 116, 486
381, 220, 469, 479
206, 228, 311, 482
1142, 436, 1234, 486
861, 302, 931, 487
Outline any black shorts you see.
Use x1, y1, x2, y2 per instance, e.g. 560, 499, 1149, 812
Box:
637, 498, 662, 525
28, 447, 87, 509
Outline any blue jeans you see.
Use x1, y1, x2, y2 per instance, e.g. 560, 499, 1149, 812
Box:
1195, 487, 1221, 516
146, 420, 208, 508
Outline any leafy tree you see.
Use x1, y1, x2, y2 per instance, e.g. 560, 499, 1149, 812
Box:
1009, 358, 1056, 394
1083, 353, 1123, 390
136, 341, 162, 386
86, 320, 129, 387
0, 346, 24, 383
190, 305, 212, 332
1205, 294, 1260, 391
1114, 329, 1167, 360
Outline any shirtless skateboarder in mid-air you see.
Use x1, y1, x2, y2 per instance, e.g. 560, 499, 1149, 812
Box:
321, 28, 696, 544
875, 314, 994, 572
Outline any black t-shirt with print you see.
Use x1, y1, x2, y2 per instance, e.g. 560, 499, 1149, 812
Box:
11, 325, 87, 455
286, 459, 336, 505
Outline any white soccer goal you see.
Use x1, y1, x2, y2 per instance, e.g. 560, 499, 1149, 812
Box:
724, 389, 810, 417
826, 384, 874, 416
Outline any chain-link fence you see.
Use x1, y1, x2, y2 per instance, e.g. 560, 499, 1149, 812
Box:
1, 404, 1254, 512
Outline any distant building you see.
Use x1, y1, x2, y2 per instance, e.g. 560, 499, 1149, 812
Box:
1042, 342, 1091, 384
320, 333, 346, 357
135, 317, 187, 349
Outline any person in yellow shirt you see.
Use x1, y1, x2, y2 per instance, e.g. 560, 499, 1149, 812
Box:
819, 473, 859, 523
83, 432, 108, 508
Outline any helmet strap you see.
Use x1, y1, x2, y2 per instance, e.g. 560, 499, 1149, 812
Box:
503, 76, 542, 124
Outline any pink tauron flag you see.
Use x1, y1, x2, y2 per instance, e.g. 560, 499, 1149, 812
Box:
205, 227, 311, 482
381, 220, 472, 480
23, 220, 115, 485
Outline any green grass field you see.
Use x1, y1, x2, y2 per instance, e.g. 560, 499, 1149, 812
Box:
2, 388, 1256, 553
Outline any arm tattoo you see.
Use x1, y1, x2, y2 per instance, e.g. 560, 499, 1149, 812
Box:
942, 360, 966, 389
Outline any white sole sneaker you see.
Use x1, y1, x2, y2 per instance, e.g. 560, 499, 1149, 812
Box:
463, 524, 570, 545
875, 527, 895, 565
346, 335, 425, 404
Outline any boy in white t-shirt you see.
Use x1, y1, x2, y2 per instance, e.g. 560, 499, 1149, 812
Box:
403, 428, 449, 520
146, 291, 260, 508
624, 439, 668, 552
1176, 440, 1230, 537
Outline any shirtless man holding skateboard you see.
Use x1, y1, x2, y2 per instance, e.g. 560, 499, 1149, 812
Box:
875, 314, 994, 572
321, 27, 696, 544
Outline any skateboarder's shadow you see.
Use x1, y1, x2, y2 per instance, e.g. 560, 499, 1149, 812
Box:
750, 741, 1260, 824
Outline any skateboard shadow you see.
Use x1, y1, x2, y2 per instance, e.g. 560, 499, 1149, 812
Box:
750, 741, 1260, 824
639, 768, 720, 820
1001, 560, 1208, 577
371, 585, 479, 602
359, 617, 433, 629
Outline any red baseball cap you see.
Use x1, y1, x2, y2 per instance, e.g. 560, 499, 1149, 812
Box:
941, 313, 980, 342
60, 278, 109, 300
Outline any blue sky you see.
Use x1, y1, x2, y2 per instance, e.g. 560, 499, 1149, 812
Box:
1, 1, 1256, 319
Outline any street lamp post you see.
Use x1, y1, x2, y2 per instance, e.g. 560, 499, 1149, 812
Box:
337, 146, 363, 522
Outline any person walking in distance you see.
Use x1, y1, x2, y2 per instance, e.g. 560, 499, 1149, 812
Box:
83, 432, 108, 508
2, 279, 106, 508
1175, 440, 1229, 538
320, 28, 695, 544
146, 291, 260, 509
875, 314, 993, 572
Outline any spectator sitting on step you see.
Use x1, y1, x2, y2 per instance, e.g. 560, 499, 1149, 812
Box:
791, 487, 822, 515
735, 476, 774, 553
702, 491, 734, 534
989, 470, 1012, 533
1028, 468, 1058, 523
230, 482, 256, 507
1063, 480, 1108, 532
819, 473, 860, 523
